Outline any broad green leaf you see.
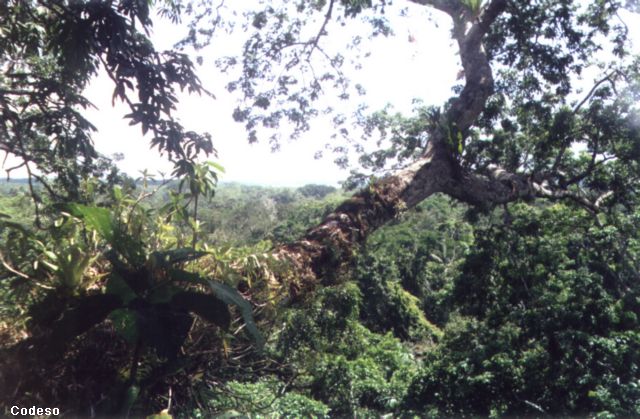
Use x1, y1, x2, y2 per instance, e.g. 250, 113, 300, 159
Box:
49, 294, 122, 343
66, 204, 115, 243
120, 384, 140, 416
169, 269, 264, 349
113, 185, 123, 201
171, 291, 231, 329
106, 273, 138, 304
137, 303, 193, 359
207, 161, 226, 173
150, 248, 209, 268
206, 280, 264, 349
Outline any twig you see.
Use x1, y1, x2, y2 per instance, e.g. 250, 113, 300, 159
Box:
573, 70, 620, 114
306, 0, 335, 61
0, 250, 55, 289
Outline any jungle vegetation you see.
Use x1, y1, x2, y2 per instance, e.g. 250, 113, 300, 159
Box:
1, 0, 640, 417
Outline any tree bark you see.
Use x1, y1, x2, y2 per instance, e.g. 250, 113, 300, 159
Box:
276, 0, 517, 296
274, 0, 606, 296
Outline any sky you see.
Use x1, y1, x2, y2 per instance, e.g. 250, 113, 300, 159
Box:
81, 2, 459, 186
3, 2, 640, 187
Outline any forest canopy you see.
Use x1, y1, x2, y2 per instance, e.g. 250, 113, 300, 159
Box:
1, 0, 640, 417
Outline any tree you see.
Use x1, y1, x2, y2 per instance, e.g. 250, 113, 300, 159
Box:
3, 0, 639, 294
0, 0, 214, 208
178, 0, 640, 295
404, 202, 640, 416
2, 1, 640, 414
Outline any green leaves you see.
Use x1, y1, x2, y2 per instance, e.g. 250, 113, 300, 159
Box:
57, 200, 261, 365
66, 203, 115, 243
45, 294, 123, 356
171, 290, 231, 329
1, 0, 214, 200
167, 267, 264, 349
206, 279, 264, 349
109, 308, 139, 344
149, 248, 210, 267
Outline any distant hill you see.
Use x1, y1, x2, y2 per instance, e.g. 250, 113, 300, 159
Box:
0, 178, 30, 184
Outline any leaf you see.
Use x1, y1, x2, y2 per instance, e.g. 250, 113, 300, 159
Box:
206, 280, 264, 349
113, 185, 123, 201
150, 248, 209, 268
171, 290, 231, 329
120, 384, 140, 416
106, 273, 138, 304
207, 160, 226, 173
109, 308, 139, 344
169, 269, 264, 348
49, 294, 123, 350
66, 203, 115, 243
137, 302, 194, 360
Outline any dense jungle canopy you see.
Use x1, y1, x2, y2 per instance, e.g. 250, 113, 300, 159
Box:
1, 0, 640, 417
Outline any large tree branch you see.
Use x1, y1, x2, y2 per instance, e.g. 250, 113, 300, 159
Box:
446, 165, 607, 214
272, 0, 510, 298
262, 0, 632, 306
276, 141, 453, 296
446, 165, 536, 207
446, 0, 507, 134
272, 0, 613, 292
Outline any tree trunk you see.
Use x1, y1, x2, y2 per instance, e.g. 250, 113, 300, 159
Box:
274, 0, 515, 297
276, 142, 454, 295
274, 0, 605, 296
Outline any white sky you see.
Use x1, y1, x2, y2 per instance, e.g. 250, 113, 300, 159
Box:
2, 2, 640, 187
81, 2, 459, 186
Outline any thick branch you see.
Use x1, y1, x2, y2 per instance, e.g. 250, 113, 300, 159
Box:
446, 0, 507, 134
446, 165, 537, 207
276, 142, 453, 296
274, 0, 509, 297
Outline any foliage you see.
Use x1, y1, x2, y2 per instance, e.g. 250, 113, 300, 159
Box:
203, 379, 330, 418
0, 183, 263, 416
3, 177, 640, 417
403, 203, 640, 417
0, 0, 213, 203
273, 284, 418, 417
158, 182, 347, 245
375, 197, 471, 310
355, 252, 442, 341
178, 0, 640, 186
3, 0, 640, 417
